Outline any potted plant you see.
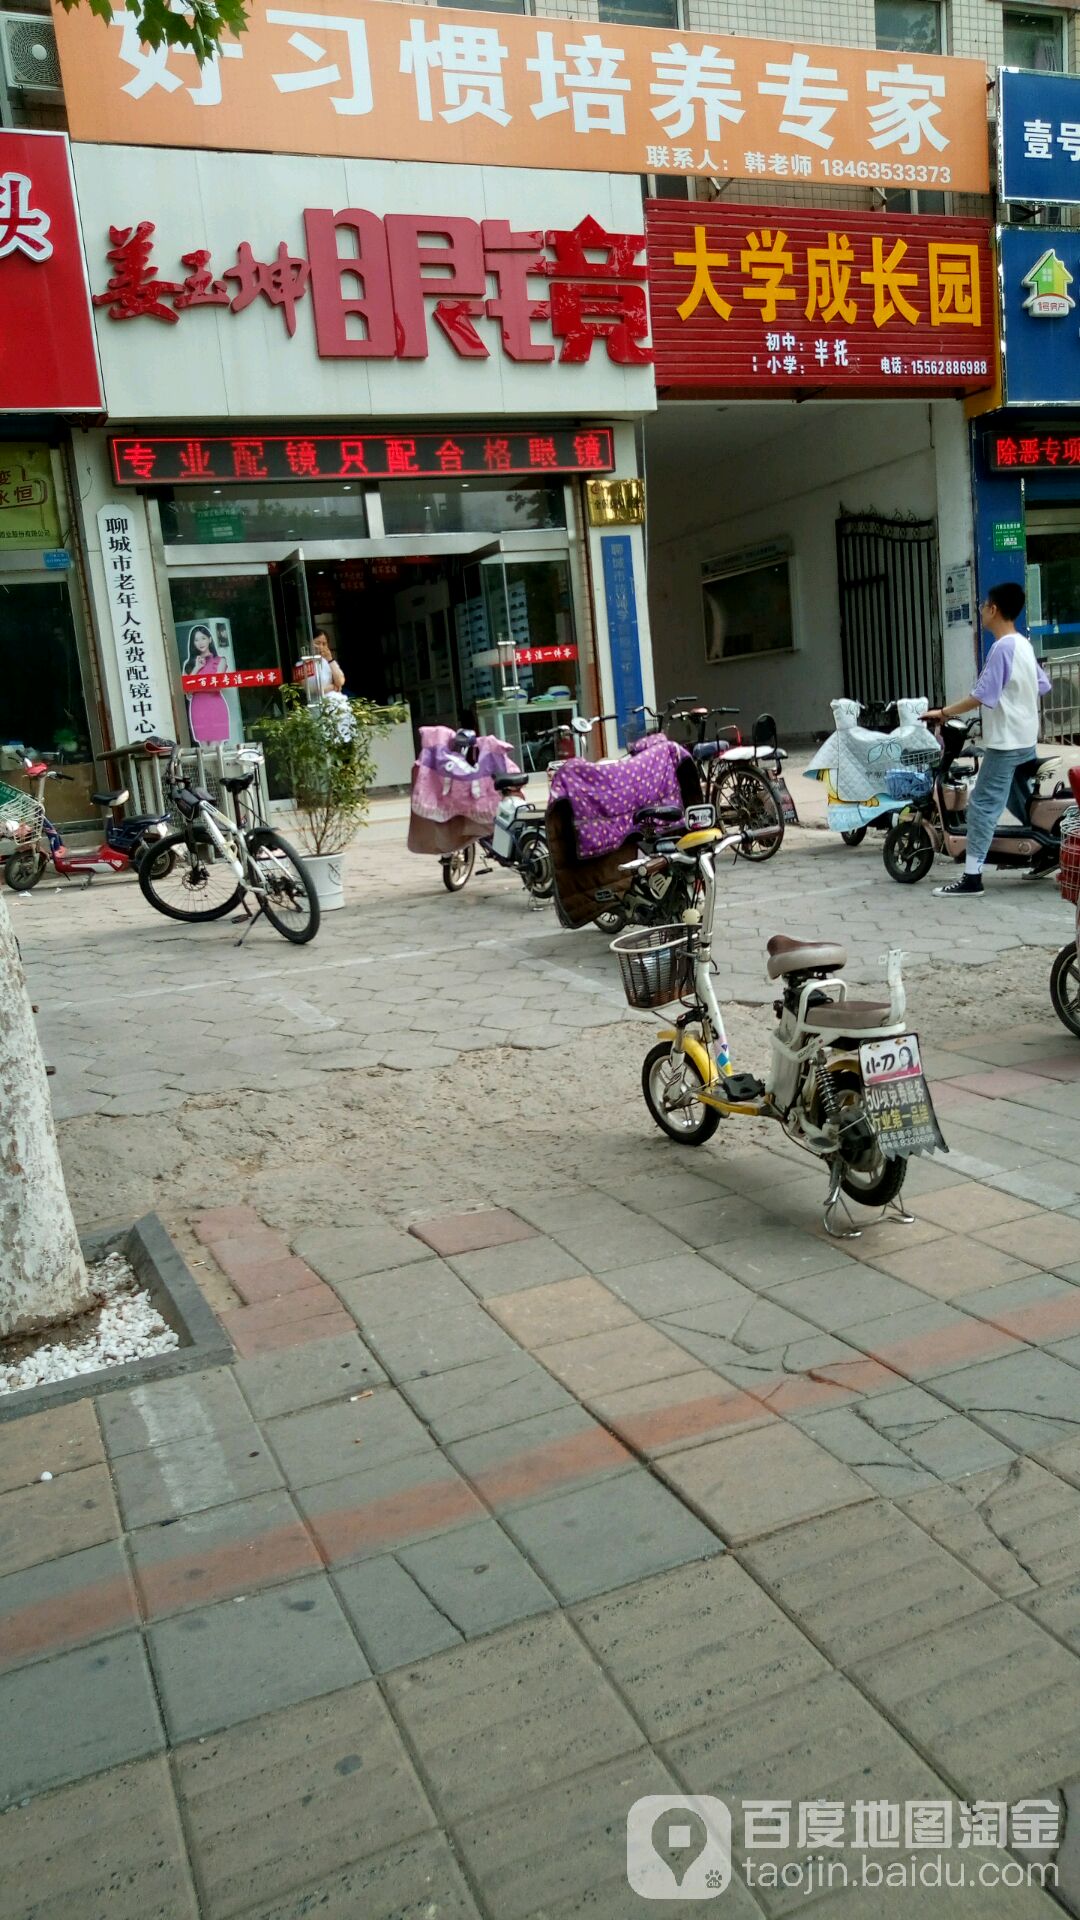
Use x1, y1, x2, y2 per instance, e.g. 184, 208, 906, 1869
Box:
255, 687, 405, 910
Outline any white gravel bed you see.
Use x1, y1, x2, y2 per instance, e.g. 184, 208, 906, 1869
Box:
0, 1251, 179, 1396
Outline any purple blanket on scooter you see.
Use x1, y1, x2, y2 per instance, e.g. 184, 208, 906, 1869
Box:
548, 737, 689, 859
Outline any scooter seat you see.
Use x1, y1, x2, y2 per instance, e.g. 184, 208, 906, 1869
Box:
766, 934, 847, 980
716, 745, 788, 763
803, 999, 893, 1034
493, 772, 528, 794
91, 789, 129, 808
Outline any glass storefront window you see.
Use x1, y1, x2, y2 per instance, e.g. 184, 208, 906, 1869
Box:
161, 487, 367, 546
1004, 9, 1064, 69
167, 573, 283, 750
379, 477, 566, 536
599, 0, 678, 25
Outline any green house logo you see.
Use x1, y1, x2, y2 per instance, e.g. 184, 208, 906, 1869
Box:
1022, 250, 1075, 319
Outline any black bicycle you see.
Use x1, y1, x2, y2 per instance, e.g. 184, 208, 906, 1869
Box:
137, 741, 320, 945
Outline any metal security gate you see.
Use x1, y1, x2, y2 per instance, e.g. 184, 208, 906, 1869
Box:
836, 511, 944, 708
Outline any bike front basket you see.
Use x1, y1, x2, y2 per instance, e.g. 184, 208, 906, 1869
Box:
611, 923, 694, 1009
0, 781, 45, 845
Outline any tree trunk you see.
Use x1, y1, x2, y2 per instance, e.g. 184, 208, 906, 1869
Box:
0, 891, 91, 1337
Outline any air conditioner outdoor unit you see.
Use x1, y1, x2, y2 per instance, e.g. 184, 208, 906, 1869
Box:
1, 13, 62, 92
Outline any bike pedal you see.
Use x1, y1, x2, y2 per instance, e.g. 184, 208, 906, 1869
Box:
722, 1072, 765, 1100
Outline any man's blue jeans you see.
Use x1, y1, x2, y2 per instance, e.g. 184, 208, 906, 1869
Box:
964, 745, 1036, 871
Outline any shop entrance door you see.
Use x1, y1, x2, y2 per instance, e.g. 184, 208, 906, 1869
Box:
393, 579, 458, 724
0, 572, 97, 822
1026, 507, 1080, 739
277, 547, 314, 677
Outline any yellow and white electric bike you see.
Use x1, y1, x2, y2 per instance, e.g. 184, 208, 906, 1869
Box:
612, 820, 943, 1236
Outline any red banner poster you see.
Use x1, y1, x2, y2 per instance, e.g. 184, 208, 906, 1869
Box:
646, 201, 995, 396
0, 130, 103, 411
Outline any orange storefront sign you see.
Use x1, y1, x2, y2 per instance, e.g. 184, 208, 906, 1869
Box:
53, 0, 991, 193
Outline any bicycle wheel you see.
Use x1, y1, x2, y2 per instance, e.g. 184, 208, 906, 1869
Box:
709, 764, 784, 859
442, 844, 476, 891
250, 830, 320, 944
4, 846, 47, 891
138, 830, 244, 922
518, 829, 554, 900
1050, 942, 1080, 1039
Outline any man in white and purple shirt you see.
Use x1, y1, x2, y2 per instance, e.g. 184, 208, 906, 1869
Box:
925, 580, 1050, 898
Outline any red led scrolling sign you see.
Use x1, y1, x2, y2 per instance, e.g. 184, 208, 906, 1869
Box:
646, 201, 995, 395
986, 431, 1080, 472
109, 430, 616, 485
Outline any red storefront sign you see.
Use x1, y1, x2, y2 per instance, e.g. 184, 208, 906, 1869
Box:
109, 430, 615, 485
646, 201, 994, 396
180, 668, 283, 691
986, 431, 1080, 472
516, 645, 578, 664
92, 212, 649, 367
0, 131, 103, 412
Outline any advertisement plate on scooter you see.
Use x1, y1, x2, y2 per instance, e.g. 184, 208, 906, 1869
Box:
684, 804, 716, 831
858, 1034, 947, 1159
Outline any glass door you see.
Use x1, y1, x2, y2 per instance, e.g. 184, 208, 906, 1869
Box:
0, 573, 96, 822
277, 547, 314, 678
167, 567, 282, 748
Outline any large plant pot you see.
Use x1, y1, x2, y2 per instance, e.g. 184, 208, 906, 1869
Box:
305, 852, 346, 911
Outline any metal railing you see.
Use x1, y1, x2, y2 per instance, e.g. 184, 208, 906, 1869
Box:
111, 742, 271, 823
1039, 651, 1080, 745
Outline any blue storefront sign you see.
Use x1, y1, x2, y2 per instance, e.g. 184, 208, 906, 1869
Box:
1000, 68, 1080, 206
998, 225, 1080, 405
600, 534, 644, 747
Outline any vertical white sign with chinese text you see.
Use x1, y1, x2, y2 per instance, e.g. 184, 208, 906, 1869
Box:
96, 501, 172, 741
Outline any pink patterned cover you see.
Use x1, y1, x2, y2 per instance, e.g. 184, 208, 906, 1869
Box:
548, 737, 688, 859
410, 726, 520, 830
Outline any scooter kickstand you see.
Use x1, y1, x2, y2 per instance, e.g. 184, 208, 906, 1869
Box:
822, 1164, 863, 1240
882, 1193, 916, 1227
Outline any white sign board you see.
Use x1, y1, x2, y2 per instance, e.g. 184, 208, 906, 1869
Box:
96, 502, 172, 742
71, 147, 655, 423
944, 562, 973, 630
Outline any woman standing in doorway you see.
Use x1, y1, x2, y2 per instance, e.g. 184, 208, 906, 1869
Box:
312, 629, 354, 742
185, 624, 230, 746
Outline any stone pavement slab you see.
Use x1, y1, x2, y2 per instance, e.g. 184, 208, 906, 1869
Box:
602, 1251, 756, 1319
332, 1258, 477, 1327
446, 1235, 587, 1297
0, 1756, 198, 1920
384, 1613, 644, 1823
766, 1265, 931, 1331
331, 1554, 463, 1669
501, 1468, 722, 1604
98, 1371, 256, 1460
659, 1423, 871, 1545
487, 1275, 635, 1349
586, 1369, 775, 1457
110, 1426, 284, 1530
0, 1537, 137, 1673
446, 1404, 632, 1509
931, 1348, 1080, 1450
789, 1406, 938, 1498
147, 1574, 369, 1743
173, 1681, 436, 1920
263, 1389, 435, 1489
363, 1304, 521, 1382
0, 1399, 103, 1492
0, 1633, 163, 1809
853, 1602, 1080, 1802
452, 1749, 765, 1920
536, 1321, 701, 1398
0, 1463, 120, 1579
295, 1450, 485, 1565
291, 1223, 433, 1283
665, 1669, 946, 1918
398, 1518, 556, 1637
130, 1486, 321, 1619
230, 1830, 482, 1920
853, 1385, 1019, 1480
409, 1208, 538, 1257
402, 1352, 576, 1443
571, 1558, 827, 1745
902, 1459, 1080, 1595
741, 1499, 997, 1668
234, 1333, 385, 1420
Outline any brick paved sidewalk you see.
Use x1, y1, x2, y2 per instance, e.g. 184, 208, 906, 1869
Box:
5, 1039, 1080, 1913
